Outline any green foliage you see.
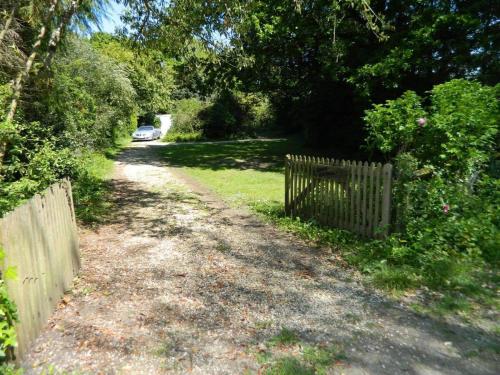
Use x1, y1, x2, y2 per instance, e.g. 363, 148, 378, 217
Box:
0, 364, 22, 375
1, 36, 136, 218
0, 248, 18, 365
360, 79, 499, 306
163, 131, 204, 143
0, 123, 80, 215
90, 33, 174, 117
167, 92, 273, 140
353, 0, 499, 96
201, 91, 274, 139
364, 91, 426, 154
72, 152, 116, 224
169, 98, 208, 134
45, 37, 137, 151
123, 0, 498, 153
365, 79, 499, 179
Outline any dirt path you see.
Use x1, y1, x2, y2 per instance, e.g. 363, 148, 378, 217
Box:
22, 142, 499, 374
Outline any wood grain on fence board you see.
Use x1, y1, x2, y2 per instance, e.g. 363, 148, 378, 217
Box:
286, 156, 392, 238
0, 179, 80, 359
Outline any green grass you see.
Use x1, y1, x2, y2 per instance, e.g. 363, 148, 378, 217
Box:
161, 138, 304, 207
73, 137, 130, 224
264, 357, 314, 375
267, 328, 300, 347
254, 328, 346, 374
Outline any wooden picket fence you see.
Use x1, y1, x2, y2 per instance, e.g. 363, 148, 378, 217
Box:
285, 155, 393, 238
0, 179, 80, 358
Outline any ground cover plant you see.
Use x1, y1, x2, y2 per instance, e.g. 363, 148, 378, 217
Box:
0, 247, 18, 372
249, 328, 347, 374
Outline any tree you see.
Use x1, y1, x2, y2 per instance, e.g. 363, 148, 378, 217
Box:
0, 0, 110, 166
90, 32, 175, 118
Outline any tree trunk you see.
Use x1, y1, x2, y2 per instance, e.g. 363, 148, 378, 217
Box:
0, 0, 59, 168
43, 0, 81, 69
0, 5, 17, 45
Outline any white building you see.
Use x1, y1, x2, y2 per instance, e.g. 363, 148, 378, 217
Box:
156, 114, 172, 136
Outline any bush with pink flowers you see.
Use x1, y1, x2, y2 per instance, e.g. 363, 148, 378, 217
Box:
360, 79, 499, 293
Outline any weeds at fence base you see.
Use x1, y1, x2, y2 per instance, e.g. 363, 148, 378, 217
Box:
251, 201, 499, 323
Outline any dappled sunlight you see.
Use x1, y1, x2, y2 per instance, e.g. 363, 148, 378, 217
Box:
161, 139, 304, 173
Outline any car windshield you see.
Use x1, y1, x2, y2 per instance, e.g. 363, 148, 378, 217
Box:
137, 126, 154, 131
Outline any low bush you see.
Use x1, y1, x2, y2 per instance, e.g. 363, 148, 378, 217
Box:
201, 90, 274, 139
166, 91, 274, 142
169, 98, 208, 135
163, 131, 204, 143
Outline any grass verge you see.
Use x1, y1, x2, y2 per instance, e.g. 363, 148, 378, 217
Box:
73, 137, 129, 224
161, 138, 304, 206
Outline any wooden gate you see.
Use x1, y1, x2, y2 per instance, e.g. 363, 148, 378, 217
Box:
285, 155, 392, 238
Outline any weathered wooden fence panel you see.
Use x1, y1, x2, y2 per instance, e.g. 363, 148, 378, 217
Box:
0, 179, 80, 358
285, 155, 392, 238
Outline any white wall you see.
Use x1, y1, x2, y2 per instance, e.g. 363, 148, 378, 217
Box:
156, 114, 172, 135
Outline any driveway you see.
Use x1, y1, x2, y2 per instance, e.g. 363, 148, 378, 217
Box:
22, 141, 499, 374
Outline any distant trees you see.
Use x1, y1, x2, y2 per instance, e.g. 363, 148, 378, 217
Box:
90, 32, 175, 120
120, 0, 500, 152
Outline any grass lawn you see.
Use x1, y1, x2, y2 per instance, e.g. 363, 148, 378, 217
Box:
161, 138, 305, 207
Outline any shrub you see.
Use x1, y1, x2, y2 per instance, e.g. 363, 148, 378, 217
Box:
167, 92, 274, 141
362, 79, 499, 290
170, 98, 208, 134
201, 90, 274, 139
366, 79, 499, 180
163, 131, 204, 143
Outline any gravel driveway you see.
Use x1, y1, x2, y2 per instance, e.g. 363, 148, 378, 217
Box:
22, 141, 499, 374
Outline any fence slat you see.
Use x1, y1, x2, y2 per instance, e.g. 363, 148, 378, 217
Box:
291, 155, 298, 216
349, 162, 355, 231
361, 162, 368, 236
306, 156, 313, 219
285, 154, 290, 215
328, 158, 335, 226
381, 163, 393, 237
0, 180, 80, 358
285, 156, 392, 238
367, 163, 375, 237
373, 163, 382, 237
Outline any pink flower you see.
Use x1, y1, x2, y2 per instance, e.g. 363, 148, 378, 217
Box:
442, 204, 450, 214
417, 117, 427, 127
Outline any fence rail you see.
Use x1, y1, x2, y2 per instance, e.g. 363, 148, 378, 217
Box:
285, 155, 392, 238
0, 179, 80, 358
